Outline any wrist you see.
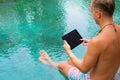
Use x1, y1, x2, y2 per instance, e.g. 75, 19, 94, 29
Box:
66, 49, 72, 54
68, 51, 75, 59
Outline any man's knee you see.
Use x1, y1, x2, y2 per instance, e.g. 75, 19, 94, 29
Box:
57, 62, 67, 70
57, 62, 73, 77
68, 60, 74, 66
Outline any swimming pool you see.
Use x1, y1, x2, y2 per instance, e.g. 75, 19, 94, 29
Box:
0, 0, 120, 80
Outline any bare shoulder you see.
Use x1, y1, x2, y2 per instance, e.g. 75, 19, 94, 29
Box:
89, 36, 105, 52
90, 36, 104, 46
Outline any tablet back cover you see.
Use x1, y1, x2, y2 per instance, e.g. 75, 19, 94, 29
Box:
62, 29, 83, 49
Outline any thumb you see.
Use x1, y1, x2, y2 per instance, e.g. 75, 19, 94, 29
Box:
80, 39, 84, 41
64, 40, 69, 45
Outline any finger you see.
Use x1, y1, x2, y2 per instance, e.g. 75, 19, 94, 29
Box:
80, 39, 86, 42
64, 40, 69, 46
80, 39, 83, 41
80, 38, 84, 40
64, 40, 66, 43
64, 40, 71, 49
80, 38, 86, 41
64, 40, 68, 45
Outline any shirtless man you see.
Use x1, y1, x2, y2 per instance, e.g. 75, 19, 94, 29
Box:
39, 0, 120, 80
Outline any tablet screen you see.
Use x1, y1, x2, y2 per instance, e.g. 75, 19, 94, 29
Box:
62, 29, 83, 49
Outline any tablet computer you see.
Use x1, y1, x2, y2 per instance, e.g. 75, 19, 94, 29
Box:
62, 29, 83, 49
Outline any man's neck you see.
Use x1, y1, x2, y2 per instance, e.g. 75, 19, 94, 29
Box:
98, 17, 114, 29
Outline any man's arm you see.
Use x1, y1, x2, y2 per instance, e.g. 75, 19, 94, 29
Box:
64, 39, 101, 73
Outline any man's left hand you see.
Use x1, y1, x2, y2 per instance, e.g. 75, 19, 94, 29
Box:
63, 40, 72, 54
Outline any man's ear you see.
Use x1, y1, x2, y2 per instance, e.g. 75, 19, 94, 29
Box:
95, 9, 102, 19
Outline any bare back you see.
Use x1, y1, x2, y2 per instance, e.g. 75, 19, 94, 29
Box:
90, 24, 120, 80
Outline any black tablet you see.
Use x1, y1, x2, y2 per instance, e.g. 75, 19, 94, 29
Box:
62, 29, 83, 49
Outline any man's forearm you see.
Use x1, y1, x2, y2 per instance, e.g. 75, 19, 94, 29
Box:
67, 51, 83, 70
65, 48, 89, 73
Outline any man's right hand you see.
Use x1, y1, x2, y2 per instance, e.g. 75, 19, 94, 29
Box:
80, 38, 90, 46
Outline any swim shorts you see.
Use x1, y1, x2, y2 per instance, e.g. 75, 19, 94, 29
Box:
68, 67, 91, 80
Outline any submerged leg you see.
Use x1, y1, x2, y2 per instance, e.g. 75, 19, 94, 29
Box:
39, 50, 74, 77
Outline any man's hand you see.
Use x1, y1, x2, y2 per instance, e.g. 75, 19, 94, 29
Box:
63, 40, 72, 54
80, 38, 90, 46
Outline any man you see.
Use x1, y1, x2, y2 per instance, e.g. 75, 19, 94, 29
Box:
39, 0, 120, 80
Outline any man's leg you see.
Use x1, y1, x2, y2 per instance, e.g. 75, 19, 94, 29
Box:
67, 59, 75, 66
39, 50, 74, 77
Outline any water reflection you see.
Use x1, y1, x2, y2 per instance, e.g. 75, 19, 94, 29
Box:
0, 0, 66, 60
64, 0, 90, 35
0, 1, 67, 80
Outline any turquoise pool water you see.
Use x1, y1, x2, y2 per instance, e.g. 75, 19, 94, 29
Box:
0, 0, 120, 80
